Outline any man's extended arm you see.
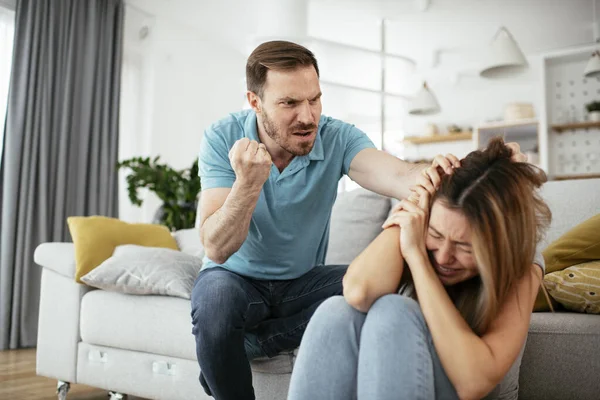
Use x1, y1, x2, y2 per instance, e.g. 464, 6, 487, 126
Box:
347, 148, 455, 200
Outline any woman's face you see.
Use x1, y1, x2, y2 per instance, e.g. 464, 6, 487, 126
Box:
426, 201, 479, 286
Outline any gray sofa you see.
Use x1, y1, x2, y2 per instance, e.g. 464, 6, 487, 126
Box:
34, 178, 600, 399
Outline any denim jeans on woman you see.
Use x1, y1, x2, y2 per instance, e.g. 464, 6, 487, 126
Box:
289, 294, 524, 400
190, 264, 348, 400
288, 295, 459, 400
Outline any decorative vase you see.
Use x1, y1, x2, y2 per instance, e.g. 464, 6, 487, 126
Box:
589, 111, 600, 122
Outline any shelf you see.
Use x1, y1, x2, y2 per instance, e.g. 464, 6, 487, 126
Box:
476, 119, 538, 144
402, 132, 473, 145
478, 118, 538, 130
552, 173, 600, 181
551, 121, 600, 133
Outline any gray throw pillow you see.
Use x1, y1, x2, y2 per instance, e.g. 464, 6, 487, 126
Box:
81, 244, 203, 299
325, 188, 392, 265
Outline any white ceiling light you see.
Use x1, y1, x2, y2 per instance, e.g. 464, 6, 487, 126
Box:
479, 27, 527, 79
408, 82, 440, 115
584, 1, 600, 78
584, 50, 600, 78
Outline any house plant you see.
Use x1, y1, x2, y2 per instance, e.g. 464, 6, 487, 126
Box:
117, 156, 201, 231
585, 100, 600, 122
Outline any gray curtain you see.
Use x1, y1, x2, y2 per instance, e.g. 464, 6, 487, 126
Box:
0, 0, 124, 349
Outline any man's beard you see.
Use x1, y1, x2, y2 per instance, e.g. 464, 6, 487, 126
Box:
262, 110, 316, 157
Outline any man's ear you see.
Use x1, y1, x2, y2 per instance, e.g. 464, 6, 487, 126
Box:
247, 91, 262, 114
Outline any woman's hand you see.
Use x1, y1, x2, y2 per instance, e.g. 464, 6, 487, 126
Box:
382, 186, 431, 261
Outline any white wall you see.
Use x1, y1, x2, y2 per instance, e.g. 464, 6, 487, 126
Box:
308, 0, 597, 160
120, 0, 248, 222
120, 0, 598, 220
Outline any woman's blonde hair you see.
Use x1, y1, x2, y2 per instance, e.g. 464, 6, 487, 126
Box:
425, 138, 551, 334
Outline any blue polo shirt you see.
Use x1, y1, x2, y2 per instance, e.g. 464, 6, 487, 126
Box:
198, 109, 375, 280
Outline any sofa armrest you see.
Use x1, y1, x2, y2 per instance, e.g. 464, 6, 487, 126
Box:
35, 242, 92, 383
34, 242, 76, 278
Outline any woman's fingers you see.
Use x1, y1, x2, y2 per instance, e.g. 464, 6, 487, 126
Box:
382, 214, 402, 229
417, 168, 436, 193
417, 188, 430, 212
398, 199, 420, 213
425, 166, 442, 191
410, 186, 430, 210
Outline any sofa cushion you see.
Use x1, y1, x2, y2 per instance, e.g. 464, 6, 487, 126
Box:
533, 180, 600, 311
542, 213, 600, 274
544, 261, 600, 314
173, 228, 205, 259
81, 245, 203, 299
80, 290, 197, 361
80, 290, 298, 374
325, 188, 391, 265
67, 216, 179, 283
534, 212, 600, 311
520, 312, 600, 400
537, 179, 600, 249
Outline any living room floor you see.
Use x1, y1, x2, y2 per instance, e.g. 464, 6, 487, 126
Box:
0, 348, 108, 400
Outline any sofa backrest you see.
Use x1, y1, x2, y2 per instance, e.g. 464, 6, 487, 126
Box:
538, 178, 600, 248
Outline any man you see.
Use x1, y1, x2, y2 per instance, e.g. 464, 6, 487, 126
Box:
191, 40, 523, 400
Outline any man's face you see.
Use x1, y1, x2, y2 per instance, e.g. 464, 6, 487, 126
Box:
255, 66, 322, 157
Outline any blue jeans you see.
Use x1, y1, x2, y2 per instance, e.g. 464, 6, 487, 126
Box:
190, 264, 348, 400
288, 295, 459, 400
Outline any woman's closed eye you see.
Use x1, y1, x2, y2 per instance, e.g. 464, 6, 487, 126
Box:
457, 244, 472, 254
428, 232, 442, 240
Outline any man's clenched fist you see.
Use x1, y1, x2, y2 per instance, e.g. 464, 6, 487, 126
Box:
228, 138, 272, 188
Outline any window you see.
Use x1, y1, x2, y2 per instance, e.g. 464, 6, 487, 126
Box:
0, 5, 15, 164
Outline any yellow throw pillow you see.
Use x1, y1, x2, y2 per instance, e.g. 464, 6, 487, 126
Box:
544, 261, 600, 314
543, 213, 600, 274
67, 216, 179, 283
534, 213, 600, 311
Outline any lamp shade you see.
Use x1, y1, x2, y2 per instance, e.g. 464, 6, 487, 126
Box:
584, 50, 600, 78
408, 82, 440, 115
480, 27, 527, 78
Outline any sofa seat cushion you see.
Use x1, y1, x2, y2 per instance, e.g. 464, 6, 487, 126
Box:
81, 290, 197, 361
80, 290, 299, 373
520, 312, 600, 400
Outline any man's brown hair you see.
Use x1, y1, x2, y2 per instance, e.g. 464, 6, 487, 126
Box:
246, 40, 320, 99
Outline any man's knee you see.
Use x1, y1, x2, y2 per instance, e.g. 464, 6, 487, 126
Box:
191, 269, 249, 336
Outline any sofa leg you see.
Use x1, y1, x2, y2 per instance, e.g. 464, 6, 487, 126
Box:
108, 391, 126, 400
56, 381, 70, 400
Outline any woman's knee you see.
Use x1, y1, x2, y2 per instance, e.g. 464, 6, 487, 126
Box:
305, 296, 365, 336
364, 294, 427, 334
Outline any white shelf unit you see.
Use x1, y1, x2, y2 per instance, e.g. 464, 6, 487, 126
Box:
539, 44, 600, 179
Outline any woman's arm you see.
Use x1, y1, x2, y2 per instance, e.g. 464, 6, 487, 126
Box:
342, 227, 405, 312
406, 249, 541, 400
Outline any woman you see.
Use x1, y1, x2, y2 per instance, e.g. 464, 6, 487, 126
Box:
288, 138, 551, 400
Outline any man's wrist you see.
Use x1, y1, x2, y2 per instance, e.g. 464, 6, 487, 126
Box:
233, 178, 263, 195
